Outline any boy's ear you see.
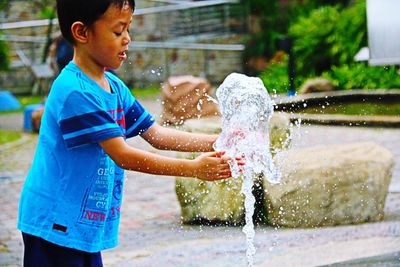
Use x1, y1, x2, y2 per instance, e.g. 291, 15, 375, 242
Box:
71, 22, 88, 43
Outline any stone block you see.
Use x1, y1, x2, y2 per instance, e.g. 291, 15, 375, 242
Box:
265, 142, 394, 228
161, 76, 219, 125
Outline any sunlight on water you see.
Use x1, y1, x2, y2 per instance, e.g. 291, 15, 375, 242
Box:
214, 73, 281, 266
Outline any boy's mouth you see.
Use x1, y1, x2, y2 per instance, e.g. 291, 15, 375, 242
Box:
118, 51, 127, 60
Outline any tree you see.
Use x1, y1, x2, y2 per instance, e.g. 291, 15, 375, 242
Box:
31, 0, 57, 63
0, 0, 11, 70
243, 0, 353, 75
289, 1, 366, 76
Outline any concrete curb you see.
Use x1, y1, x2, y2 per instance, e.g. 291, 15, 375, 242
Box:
274, 89, 400, 128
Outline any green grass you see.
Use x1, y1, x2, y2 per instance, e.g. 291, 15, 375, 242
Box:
17, 95, 44, 107
130, 87, 160, 98
0, 129, 22, 145
300, 102, 400, 116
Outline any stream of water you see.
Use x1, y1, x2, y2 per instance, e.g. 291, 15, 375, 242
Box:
214, 73, 281, 266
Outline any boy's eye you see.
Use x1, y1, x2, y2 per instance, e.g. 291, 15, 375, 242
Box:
114, 32, 122, 36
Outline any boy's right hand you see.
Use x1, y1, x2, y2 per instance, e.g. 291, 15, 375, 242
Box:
191, 151, 233, 181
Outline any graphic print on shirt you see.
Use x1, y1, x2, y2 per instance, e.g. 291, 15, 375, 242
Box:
108, 106, 126, 137
78, 154, 115, 226
107, 166, 124, 221
78, 107, 126, 226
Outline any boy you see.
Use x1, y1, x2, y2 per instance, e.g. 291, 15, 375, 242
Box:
18, 0, 234, 266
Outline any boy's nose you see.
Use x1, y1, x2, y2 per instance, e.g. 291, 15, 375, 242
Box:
124, 33, 131, 45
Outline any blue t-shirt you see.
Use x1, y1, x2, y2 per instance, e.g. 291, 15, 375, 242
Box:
18, 62, 155, 252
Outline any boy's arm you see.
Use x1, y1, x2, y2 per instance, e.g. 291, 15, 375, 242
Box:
99, 136, 231, 181
141, 123, 217, 152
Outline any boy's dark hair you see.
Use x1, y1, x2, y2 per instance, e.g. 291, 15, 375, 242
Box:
57, 0, 135, 44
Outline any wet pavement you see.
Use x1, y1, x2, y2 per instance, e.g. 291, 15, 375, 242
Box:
0, 96, 399, 267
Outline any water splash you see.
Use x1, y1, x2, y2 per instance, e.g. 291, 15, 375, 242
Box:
204, 93, 218, 104
214, 73, 281, 266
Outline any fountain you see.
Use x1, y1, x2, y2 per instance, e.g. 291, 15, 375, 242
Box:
174, 74, 395, 266
213, 73, 281, 266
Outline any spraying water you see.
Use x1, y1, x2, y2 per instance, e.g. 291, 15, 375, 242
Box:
214, 73, 281, 266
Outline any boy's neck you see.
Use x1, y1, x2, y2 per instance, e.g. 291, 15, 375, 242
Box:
73, 54, 111, 93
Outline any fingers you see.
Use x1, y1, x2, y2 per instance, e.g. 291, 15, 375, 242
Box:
195, 151, 248, 181
220, 164, 231, 171
214, 151, 225, 158
236, 159, 245, 166
210, 151, 245, 166
213, 171, 232, 180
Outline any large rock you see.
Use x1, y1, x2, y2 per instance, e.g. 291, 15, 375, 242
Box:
161, 76, 220, 125
176, 174, 246, 225
265, 142, 394, 228
299, 78, 335, 94
176, 114, 291, 224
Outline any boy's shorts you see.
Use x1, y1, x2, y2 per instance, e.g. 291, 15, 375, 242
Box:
22, 232, 103, 267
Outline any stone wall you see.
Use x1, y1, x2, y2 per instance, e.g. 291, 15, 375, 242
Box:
117, 46, 243, 88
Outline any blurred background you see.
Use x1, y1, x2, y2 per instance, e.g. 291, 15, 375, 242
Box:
1, 0, 398, 96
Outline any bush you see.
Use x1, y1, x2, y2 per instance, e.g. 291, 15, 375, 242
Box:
289, 1, 367, 76
259, 53, 304, 94
260, 60, 288, 94
244, 0, 353, 60
0, 38, 9, 71
330, 1, 367, 65
243, 0, 279, 61
0, 2, 10, 70
322, 64, 400, 89
289, 6, 340, 76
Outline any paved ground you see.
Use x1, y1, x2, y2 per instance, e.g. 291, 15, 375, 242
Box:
0, 96, 399, 267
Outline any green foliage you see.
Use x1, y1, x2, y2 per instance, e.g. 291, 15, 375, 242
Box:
259, 54, 304, 94
0, 1, 10, 70
243, 0, 279, 60
289, 1, 367, 76
244, 0, 352, 62
322, 64, 400, 89
283, 0, 350, 30
40, 6, 56, 19
260, 60, 288, 94
289, 6, 341, 76
0, 0, 9, 11
31, 0, 56, 18
0, 39, 10, 70
287, 0, 398, 90
329, 1, 367, 64
246, 0, 276, 16
243, 31, 279, 60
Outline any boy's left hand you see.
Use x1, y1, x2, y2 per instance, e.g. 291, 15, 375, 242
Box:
191, 151, 233, 181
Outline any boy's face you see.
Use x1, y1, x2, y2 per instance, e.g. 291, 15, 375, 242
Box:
86, 3, 133, 70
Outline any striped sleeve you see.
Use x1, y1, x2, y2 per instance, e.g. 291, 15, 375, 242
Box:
125, 98, 155, 138
59, 91, 123, 148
